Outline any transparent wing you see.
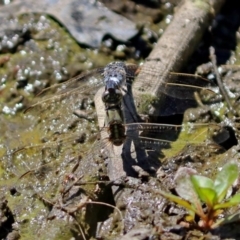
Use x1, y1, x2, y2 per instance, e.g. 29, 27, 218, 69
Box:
125, 122, 222, 151
136, 68, 217, 99
24, 67, 105, 113
163, 72, 216, 98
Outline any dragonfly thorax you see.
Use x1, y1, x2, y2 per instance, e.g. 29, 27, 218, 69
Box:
102, 88, 122, 106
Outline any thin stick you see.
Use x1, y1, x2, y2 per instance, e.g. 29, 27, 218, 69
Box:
209, 46, 236, 115
73, 218, 87, 240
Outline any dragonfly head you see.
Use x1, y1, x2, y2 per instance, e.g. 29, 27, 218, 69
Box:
104, 62, 126, 89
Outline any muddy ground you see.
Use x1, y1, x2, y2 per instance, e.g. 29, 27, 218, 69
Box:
1, 0, 240, 239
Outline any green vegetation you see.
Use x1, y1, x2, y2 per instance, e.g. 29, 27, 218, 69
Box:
158, 162, 240, 230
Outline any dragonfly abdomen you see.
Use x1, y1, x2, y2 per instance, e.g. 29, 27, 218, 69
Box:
108, 121, 126, 146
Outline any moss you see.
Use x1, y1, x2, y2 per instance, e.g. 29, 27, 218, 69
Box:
162, 122, 211, 158
136, 93, 159, 115
192, 0, 211, 12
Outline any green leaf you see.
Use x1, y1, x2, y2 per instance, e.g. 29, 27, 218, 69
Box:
157, 189, 196, 212
195, 187, 216, 208
175, 167, 198, 201
191, 176, 216, 207
214, 162, 238, 202
200, 188, 216, 207
214, 193, 240, 210
174, 168, 204, 213
191, 175, 214, 189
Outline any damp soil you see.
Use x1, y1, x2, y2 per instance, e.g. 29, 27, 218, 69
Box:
1, 0, 240, 239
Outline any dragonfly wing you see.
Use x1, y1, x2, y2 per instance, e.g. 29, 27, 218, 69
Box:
161, 72, 216, 99
125, 122, 218, 155
25, 68, 105, 113
125, 122, 181, 152
37, 67, 105, 96
137, 67, 217, 99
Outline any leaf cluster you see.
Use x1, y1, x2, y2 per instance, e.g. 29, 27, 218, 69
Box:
158, 162, 240, 230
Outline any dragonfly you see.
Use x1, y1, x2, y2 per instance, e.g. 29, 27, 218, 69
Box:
1, 62, 224, 182
0, 61, 227, 238
24, 61, 216, 113
21, 60, 217, 135
1, 61, 221, 167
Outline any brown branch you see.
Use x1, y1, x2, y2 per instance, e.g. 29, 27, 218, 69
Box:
133, 0, 225, 115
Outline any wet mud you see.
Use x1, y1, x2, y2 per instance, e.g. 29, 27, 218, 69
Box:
0, 0, 240, 239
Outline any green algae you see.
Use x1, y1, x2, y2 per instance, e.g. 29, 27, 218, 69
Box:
0, 13, 115, 239
192, 0, 211, 12
162, 122, 213, 158
135, 93, 159, 115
